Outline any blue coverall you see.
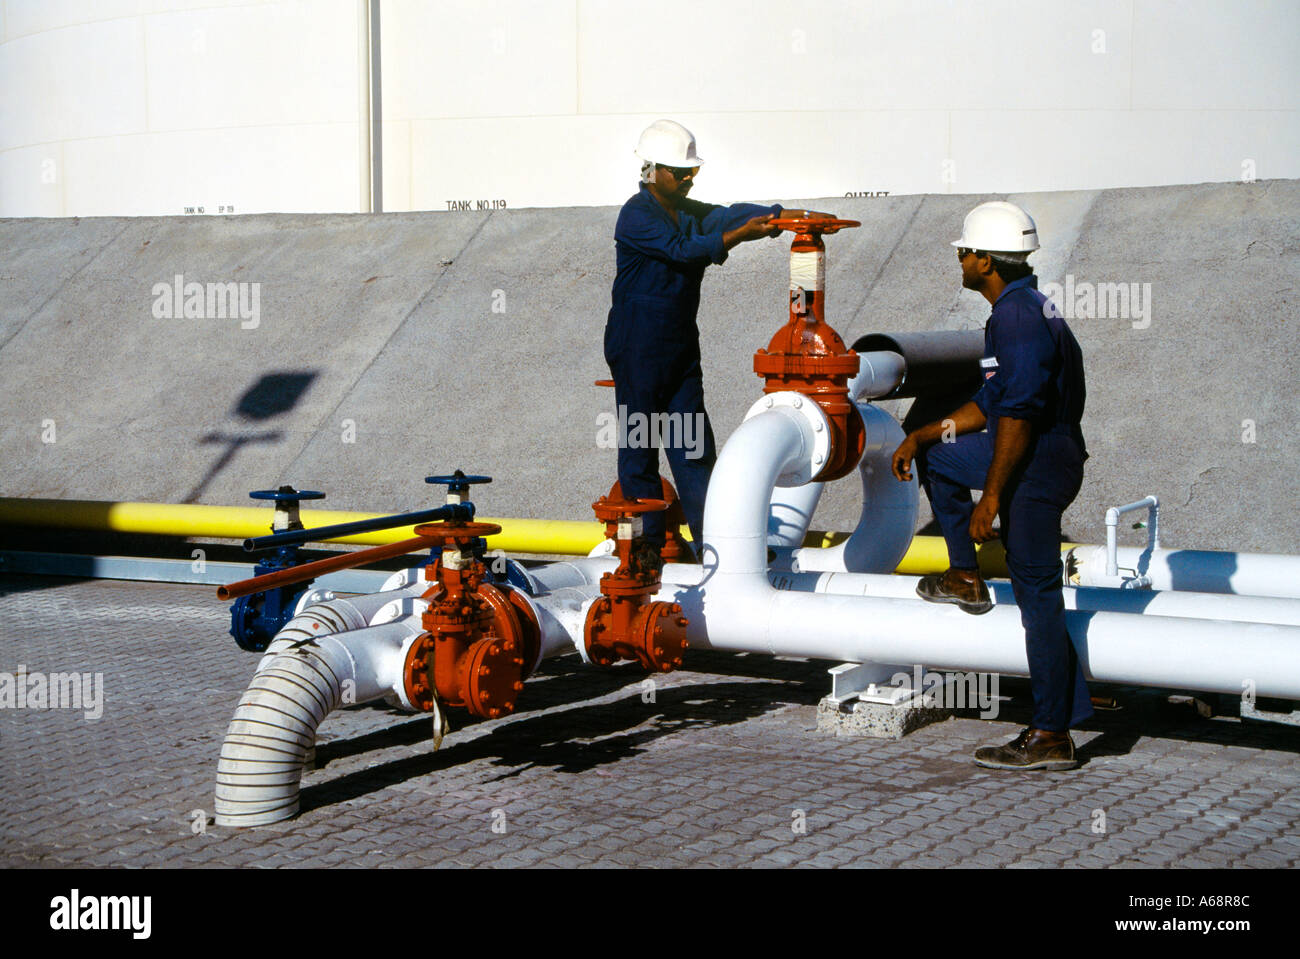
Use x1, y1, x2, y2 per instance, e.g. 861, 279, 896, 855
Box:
916, 275, 1093, 731
604, 184, 780, 548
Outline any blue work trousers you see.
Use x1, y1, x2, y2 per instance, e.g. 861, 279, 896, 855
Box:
917, 430, 1092, 731
605, 349, 717, 549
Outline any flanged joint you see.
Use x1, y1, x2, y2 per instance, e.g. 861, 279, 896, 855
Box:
585, 597, 688, 672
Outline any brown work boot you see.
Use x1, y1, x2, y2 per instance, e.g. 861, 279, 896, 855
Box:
915, 567, 993, 615
974, 727, 1078, 771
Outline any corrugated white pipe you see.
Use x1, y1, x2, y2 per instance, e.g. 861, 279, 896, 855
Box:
214, 619, 422, 828
689, 396, 1300, 700
1069, 545, 1300, 600
216, 579, 605, 827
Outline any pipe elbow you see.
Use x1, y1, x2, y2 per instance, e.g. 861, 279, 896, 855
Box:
216, 623, 417, 828
215, 642, 351, 827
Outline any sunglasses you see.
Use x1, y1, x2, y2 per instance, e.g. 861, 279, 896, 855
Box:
657, 164, 699, 180
957, 247, 978, 258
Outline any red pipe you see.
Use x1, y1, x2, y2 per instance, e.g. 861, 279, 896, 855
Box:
216, 535, 430, 600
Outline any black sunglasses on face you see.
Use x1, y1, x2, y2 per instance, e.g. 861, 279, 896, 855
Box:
657, 164, 699, 180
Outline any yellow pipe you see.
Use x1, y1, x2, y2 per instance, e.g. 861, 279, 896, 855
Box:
0, 498, 605, 553
0, 497, 1079, 576
794, 527, 1014, 577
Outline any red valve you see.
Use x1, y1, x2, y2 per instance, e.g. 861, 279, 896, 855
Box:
401, 519, 539, 720
753, 215, 865, 482
585, 597, 688, 673
583, 494, 689, 672
603, 477, 691, 563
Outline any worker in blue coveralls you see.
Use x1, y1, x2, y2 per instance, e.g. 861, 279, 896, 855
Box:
605, 119, 829, 564
890, 201, 1092, 771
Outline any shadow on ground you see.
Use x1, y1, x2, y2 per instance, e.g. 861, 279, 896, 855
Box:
299, 675, 796, 817
290, 655, 1300, 816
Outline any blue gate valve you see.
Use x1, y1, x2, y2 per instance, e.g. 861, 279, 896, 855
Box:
229, 486, 325, 652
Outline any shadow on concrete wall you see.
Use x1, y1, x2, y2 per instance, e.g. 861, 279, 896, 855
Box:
184, 371, 317, 503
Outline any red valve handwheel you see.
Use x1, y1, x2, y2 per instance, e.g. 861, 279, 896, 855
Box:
770, 217, 861, 235
591, 496, 668, 523
413, 521, 503, 545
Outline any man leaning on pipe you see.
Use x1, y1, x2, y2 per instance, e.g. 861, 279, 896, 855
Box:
604, 119, 831, 564
890, 201, 1092, 771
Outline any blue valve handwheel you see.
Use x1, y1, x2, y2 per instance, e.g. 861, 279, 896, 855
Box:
250, 488, 326, 502
425, 472, 492, 493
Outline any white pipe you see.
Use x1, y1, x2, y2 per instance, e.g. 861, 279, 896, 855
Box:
691, 390, 1300, 699
515, 554, 1300, 630
532, 585, 604, 662
765, 366, 913, 550
704, 399, 818, 575
766, 481, 824, 548
1070, 544, 1300, 600
357, 0, 382, 213
848, 350, 907, 400
528, 559, 613, 593
253, 581, 430, 674
782, 402, 918, 573
214, 619, 422, 828
1105, 495, 1159, 577
757, 569, 1300, 628
655, 577, 1300, 697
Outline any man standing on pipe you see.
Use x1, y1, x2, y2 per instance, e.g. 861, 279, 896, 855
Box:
605, 120, 825, 562
889, 201, 1092, 771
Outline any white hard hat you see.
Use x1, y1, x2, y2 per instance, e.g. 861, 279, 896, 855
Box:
951, 201, 1040, 254
634, 119, 704, 168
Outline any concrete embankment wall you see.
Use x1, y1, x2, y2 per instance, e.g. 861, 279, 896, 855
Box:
2, 180, 1296, 553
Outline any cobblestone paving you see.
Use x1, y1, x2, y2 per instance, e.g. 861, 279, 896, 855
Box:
1, 575, 1298, 868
